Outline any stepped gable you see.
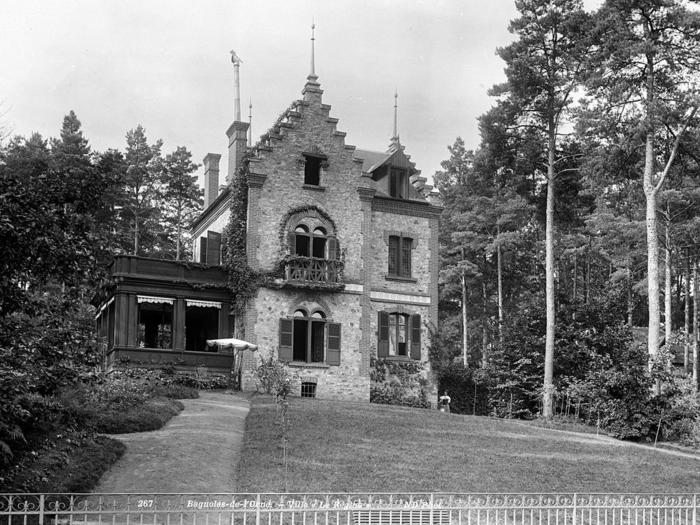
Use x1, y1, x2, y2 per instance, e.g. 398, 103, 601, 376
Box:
247, 74, 359, 169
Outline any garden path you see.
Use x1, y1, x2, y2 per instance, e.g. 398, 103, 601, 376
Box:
94, 392, 250, 493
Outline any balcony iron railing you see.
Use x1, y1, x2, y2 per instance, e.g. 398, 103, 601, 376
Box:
285, 257, 342, 284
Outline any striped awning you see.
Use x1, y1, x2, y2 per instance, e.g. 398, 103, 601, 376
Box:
186, 299, 221, 309
137, 295, 174, 304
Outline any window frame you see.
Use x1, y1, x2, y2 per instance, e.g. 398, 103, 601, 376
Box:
303, 154, 325, 186
279, 312, 341, 366
289, 223, 338, 260
388, 234, 412, 278
377, 311, 421, 360
137, 301, 174, 350
389, 168, 409, 199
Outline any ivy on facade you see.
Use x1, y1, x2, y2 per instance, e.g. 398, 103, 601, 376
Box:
222, 154, 259, 318
369, 356, 430, 409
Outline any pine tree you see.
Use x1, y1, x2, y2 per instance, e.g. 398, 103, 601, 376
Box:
158, 146, 202, 260
584, 0, 700, 374
490, 0, 592, 418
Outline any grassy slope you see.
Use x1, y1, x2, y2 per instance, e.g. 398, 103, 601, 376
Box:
237, 396, 700, 493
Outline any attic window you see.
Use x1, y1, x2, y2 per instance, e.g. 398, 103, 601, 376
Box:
389, 168, 409, 199
304, 155, 323, 185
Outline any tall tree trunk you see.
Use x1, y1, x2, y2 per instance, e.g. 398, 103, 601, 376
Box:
685, 252, 691, 374
461, 247, 469, 366
176, 206, 182, 261
497, 225, 504, 347
482, 279, 489, 366
665, 222, 672, 371
573, 250, 578, 305
627, 265, 634, 326
133, 214, 139, 256
543, 118, 556, 420
585, 237, 591, 305
644, 134, 661, 386
461, 272, 469, 367
694, 261, 699, 389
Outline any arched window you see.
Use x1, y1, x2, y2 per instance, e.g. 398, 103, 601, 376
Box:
289, 223, 337, 259
279, 310, 341, 366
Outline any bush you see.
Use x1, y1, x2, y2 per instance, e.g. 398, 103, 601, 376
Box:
0, 434, 126, 493
0, 295, 100, 464
369, 357, 430, 409
91, 398, 184, 434
87, 378, 151, 410
658, 378, 700, 446
151, 383, 199, 399
256, 354, 295, 398
370, 385, 430, 409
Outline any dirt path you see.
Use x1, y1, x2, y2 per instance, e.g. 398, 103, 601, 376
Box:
94, 392, 250, 493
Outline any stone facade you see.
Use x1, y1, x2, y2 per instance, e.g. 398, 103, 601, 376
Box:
191, 71, 442, 402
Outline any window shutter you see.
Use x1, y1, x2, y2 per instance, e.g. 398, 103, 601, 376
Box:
377, 311, 390, 357
279, 319, 294, 362
410, 313, 422, 360
326, 322, 341, 366
287, 231, 296, 254
327, 237, 337, 260
207, 231, 222, 265
199, 237, 208, 264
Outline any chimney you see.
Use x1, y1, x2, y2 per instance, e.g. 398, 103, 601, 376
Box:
203, 153, 222, 209
227, 50, 250, 184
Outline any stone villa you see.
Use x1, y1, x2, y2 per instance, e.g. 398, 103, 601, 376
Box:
93, 34, 442, 402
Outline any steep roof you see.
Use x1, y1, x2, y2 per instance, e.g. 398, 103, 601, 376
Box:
353, 149, 392, 174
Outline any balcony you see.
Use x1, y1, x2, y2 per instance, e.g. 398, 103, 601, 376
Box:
109, 255, 228, 285
284, 256, 343, 285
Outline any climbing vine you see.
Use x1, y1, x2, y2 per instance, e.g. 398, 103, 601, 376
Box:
370, 356, 430, 409
222, 101, 348, 324
222, 154, 259, 319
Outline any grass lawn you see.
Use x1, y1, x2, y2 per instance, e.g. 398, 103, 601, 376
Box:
237, 395, 700, 493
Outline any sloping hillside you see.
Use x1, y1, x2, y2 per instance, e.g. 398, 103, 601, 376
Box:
237, 396, 700, 493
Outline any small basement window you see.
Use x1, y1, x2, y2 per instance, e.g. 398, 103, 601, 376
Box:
301, 382, 317, 398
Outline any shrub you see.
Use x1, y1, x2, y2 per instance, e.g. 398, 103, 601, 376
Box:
91, 398, 184, 434
370, 385, 430, 409
370, 357, 430, 409
151, 383, 199, 399
256, 354, 295, 398
658, 377, 700, 446
87, 378, 150, 410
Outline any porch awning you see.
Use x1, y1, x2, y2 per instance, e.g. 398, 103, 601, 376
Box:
187, 299, 222, 309
138, 295, 174, 304
206, 338, 258, 351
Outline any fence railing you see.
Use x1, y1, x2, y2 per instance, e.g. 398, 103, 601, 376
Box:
1, 493, 697, 525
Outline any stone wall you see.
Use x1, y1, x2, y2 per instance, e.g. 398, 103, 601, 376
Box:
246, 98, 365, 284
249, 286, 368, 402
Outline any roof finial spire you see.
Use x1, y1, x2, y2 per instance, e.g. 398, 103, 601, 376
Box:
390, 89, 400, 150
230, 50, 243, 121
310, 20, 316, 79
248, 99, 253, 146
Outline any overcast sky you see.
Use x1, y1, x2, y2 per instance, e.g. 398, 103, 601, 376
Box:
1, 0, 602, 187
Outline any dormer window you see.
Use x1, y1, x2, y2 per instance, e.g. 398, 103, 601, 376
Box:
304, 155, 323, 185
389, 168, 409, 199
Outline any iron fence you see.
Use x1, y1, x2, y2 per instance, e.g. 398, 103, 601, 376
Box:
1, 493, 697, 525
